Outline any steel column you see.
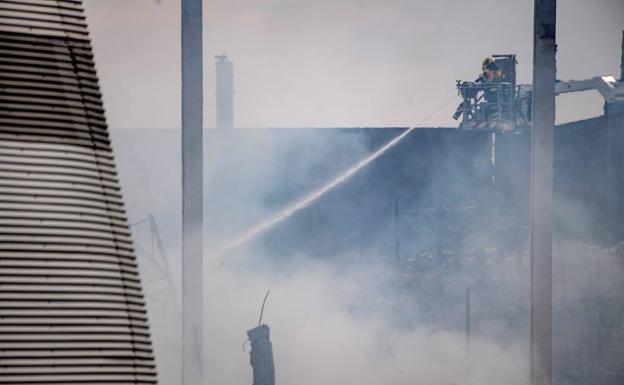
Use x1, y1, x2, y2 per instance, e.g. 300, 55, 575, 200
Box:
182, 1, 204, 385
530, 1, 556, 385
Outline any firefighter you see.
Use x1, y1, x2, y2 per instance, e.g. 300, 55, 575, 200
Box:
452, 57, 505, 120
479, 56, 504, 82
478, 57, 504, 117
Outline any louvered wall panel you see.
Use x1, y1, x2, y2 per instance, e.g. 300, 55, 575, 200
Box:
0, 1, 158, 384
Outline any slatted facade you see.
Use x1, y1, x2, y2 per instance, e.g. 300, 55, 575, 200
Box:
0, 1, 158, 383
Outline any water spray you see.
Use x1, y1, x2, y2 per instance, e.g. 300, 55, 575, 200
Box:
213, 96, 458, 257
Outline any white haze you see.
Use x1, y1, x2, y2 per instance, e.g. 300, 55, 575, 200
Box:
202, 256, 529, 385
85, 0, 624, 129
91, 1, 624, 384
112, 126, 535, 385
110, 119, 624, 385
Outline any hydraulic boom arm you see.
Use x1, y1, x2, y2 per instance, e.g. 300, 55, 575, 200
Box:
555, 76, 624, 104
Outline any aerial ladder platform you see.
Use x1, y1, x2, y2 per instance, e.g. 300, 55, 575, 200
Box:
453, 54, 624, 132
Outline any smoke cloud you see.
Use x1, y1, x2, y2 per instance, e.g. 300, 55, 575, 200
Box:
85, 0, 624, 129
94, 1, 624, 383
111, 119, 624, 385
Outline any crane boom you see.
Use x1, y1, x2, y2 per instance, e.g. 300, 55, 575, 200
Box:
555, 76, 624, 103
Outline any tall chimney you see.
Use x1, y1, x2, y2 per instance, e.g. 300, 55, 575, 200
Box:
215, 55, 234, 129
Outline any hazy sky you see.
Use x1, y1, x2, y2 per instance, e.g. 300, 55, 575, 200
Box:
84, 0, 624, 129
86, 3, 623, 383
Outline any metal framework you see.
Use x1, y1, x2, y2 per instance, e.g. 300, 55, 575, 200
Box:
131, 214, 177, 297
555, 76, 624, 103
455, 55, 532, 132
0, 1, 157, 383
455, 55, 623, 134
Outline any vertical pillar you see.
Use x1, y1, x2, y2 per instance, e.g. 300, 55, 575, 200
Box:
182, 1, 204, 385
530, 1, 556, 385
247, 325, 276, 385
215, 55, 234, 129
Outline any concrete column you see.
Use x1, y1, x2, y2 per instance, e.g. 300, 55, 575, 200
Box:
182, 1, 204, 385
247, 325, 276, 385
530, 1, 556, 385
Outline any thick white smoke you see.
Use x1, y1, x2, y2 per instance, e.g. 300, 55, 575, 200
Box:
201, 255, 529, 385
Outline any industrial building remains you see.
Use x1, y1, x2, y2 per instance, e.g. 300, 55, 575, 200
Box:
113, 109, 624, 385
0, 1, 158, 384
1, 1, 623, 385
247, 324, 276, 385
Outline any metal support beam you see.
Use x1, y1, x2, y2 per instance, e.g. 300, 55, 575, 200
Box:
530, 1, 556, 385
182, 1, 204, 385
247, 325, 276, 385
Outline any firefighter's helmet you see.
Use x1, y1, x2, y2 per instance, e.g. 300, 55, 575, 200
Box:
482, 56, 497, 71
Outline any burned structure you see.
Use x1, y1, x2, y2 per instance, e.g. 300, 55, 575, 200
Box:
115, 111, 624, 384
0, 1, 158, 384
247, 324, 276, 385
